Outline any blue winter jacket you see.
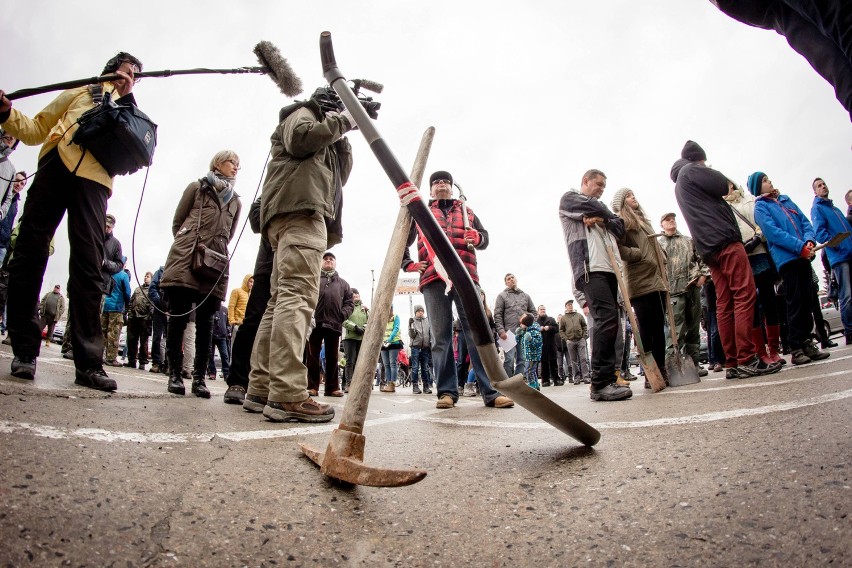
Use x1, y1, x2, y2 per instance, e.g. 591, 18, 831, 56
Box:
754, 194, 815, 271
811, 196, 852, 267
0, 193, 19, 248
103, 270, 132, 313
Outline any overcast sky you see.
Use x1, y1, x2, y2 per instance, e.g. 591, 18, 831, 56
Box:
3, 1, 850, 319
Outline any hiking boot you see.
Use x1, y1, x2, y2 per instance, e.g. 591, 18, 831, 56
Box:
486, 395, 514, 408
191, 377, 211, 399
423, 385, 433, 394
615, 372, 630, 387
436, 394, 455, 409
149, 363, 161, 373
62, 350, 74, 360
590, 383, 633, 401
242, 393, 267, 412
223, 384, 246, 404
541, 380, 552, 387
820, 338, 838, 349
263, 398, 334, 423
123, 360, 137, 369
167, 373, 185, 396
380, 382, 395, 393
412, 384, 422, 394
554, 378, 565, 386
104, 359, 123, 367
790, 349, 812, 365
462, 382, 477, 397
803, 340, 830, 361
697, 366, 709, 377
74, 367, 117, 392
1, 336, 11, 345
10, 356, 36, 380
712, 363, 723, 372
737, 354, 782, 376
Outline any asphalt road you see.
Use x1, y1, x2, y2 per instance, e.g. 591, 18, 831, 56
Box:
0, 342, 849, 567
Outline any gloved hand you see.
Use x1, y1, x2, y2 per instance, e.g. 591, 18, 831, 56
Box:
354, 325, 365, 335
463, 229, 481, 246
339, 107, 357, 131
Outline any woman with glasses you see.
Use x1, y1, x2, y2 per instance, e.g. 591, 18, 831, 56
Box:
160, 150, 242, 398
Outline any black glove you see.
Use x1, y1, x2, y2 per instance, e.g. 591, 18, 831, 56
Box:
354, 325, 365, 335
409, 318, 415, 327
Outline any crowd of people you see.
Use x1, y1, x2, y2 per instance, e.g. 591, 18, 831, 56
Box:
0, 52, 849, 423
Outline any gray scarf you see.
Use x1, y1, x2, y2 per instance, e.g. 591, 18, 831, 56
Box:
205, 171, 235, 205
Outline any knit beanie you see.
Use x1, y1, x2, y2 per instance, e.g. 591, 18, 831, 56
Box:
430, 170, 453, 186
747, 171, 766, 196
414, 305, 425, 314
681, 140, 707, 162
610, 188, 632, 213
520, 313, 534, 327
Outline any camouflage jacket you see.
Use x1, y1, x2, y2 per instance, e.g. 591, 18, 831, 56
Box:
657, 232, 709, 296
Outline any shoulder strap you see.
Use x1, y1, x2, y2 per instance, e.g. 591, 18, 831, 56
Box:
728, 203, 758, 232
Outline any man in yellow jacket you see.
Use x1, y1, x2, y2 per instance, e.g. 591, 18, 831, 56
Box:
0, 52, 142, 391
227, 274, 253, 327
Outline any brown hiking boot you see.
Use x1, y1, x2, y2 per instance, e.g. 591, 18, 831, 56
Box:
262, 397, 334, 423
487, 395, 514, 408
436, 394, 455, 409
380, 382, 396, 393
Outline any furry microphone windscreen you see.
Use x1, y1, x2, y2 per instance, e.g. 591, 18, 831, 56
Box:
254, 41, 303, 97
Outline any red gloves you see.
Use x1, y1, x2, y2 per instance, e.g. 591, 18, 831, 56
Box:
463, 229, 481, 246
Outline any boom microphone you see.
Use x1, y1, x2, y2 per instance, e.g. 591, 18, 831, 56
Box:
352, 79, 383, 94
254, 41, 303, 97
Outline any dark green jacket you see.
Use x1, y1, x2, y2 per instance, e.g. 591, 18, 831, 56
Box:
260, 100, 352, 248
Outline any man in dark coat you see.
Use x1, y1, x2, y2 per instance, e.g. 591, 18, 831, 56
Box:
536, 305, 560, 386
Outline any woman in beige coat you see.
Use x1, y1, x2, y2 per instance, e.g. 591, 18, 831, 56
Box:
612, 188, 668, 387
160, 150, 242, 398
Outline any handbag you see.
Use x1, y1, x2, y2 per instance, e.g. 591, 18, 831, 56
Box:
190, 188, 228, 281
71, 85, 157, 177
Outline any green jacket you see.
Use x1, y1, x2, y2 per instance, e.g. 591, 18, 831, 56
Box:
559, 311, 587, 341
657, 232, 709, 296
259, 101, 353, 249
617, 223, 667, 299
342, 300, 369, 341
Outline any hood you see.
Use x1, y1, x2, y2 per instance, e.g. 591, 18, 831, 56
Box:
670, 158, 690, 183
278, 99, 320, 124
241, 274, 253, 291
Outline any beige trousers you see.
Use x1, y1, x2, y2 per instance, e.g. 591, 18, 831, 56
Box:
248, 212, 326, 403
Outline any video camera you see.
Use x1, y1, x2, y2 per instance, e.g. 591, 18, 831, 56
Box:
311, 81, 381, 119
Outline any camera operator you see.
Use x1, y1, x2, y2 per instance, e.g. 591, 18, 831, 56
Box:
0, 52, 142, 391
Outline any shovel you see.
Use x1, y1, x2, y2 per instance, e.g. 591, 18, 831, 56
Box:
601, 229, 666, 392
813, 231, 850, 251
649, 235, 700, 387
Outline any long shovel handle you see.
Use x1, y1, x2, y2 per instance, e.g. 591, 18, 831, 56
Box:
320, 31, 600, 446
649, 235, 681, 350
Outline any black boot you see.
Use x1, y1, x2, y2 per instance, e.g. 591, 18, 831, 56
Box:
412, 380, 422, 394
191, 376, 211, 398
167, 355, 185, 395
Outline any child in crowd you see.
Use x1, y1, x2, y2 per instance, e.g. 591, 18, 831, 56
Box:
517, 312, 543, 391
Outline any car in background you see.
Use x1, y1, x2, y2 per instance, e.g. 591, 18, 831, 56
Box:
819, 296, 843, 338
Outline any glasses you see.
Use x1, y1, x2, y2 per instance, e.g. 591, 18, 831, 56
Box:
118, 60, 141, 74
0, 135, 13, 143
224, 159, 240, 170
431, 179, 451, 186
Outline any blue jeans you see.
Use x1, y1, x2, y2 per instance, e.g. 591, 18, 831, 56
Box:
380, 346, 400, 383
833, 259, 852, 335
410, 346, 433, 388
207, 335, 230, 378
422, 280, 500, 404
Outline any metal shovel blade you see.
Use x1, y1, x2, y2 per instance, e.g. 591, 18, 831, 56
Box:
492, 374, 601, 446
665, 353, 700, 387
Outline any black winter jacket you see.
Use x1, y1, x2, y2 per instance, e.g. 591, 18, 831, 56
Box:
102, 232, 123, 294
314, 271, 354, 333
671, 159, 740, 260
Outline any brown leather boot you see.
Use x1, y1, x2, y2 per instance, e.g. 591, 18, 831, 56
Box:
765, 324, 785, 365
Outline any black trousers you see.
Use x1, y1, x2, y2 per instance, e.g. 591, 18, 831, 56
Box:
540, 343, 558, 382
306, 327, 341, 394
150, 309, 167, 365
126, 316, 152, 364
631, 290, 667, 373
227, 272, 271, 388
583, 272, 620, 389
753, 266, 781, 327
780, 258, 818, 350
164, 287, 220, 378
8, 148, 108, 370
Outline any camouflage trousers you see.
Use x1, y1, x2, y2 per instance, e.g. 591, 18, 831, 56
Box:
101, 312, 124, 362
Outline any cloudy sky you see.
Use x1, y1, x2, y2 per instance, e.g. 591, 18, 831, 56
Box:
3, 1, 850, 319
